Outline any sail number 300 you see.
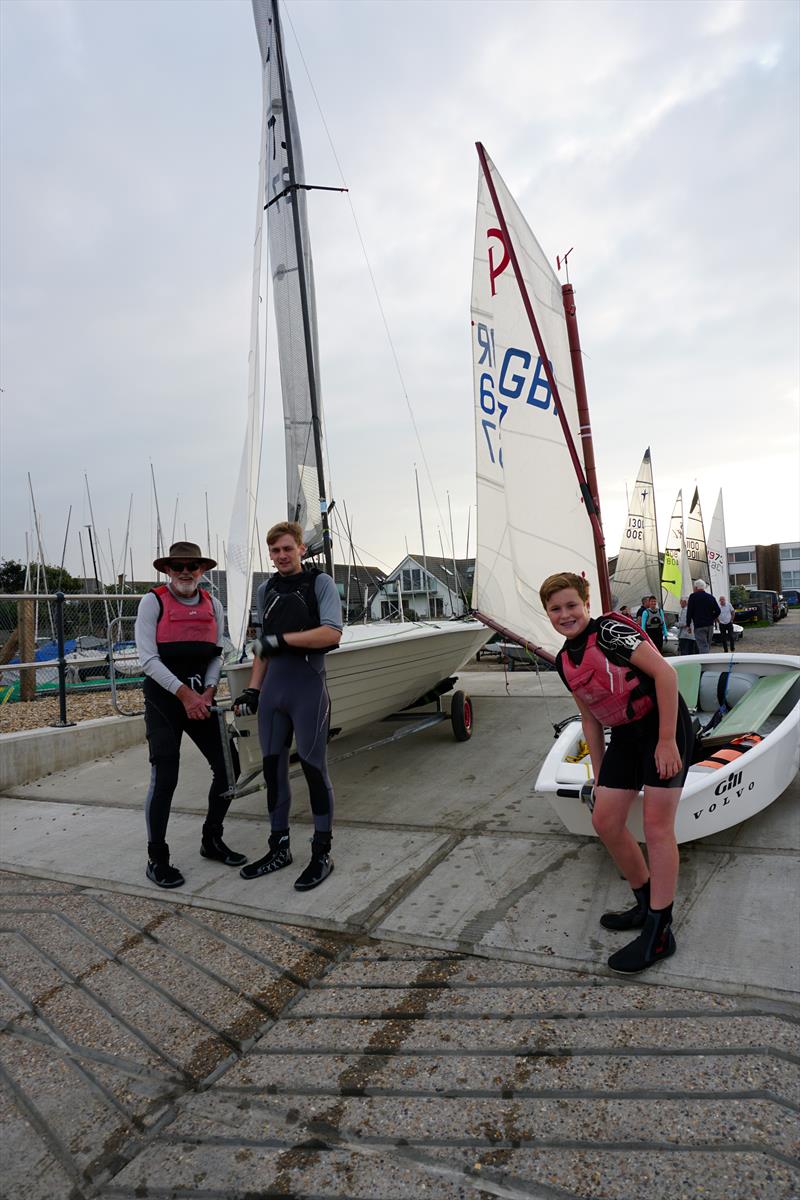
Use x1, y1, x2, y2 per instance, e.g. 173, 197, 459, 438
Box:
475, 323, 556, 466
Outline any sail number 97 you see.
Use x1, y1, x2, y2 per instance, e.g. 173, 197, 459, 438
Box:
475, 323, 557, 466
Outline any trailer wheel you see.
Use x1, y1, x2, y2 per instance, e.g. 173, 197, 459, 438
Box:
451, 690, 473, 741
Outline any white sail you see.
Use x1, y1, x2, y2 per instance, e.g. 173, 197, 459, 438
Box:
661, 490, 693, 615
707, 490, 730, 601
610, 447, 661, 611
471, 149, 600, 658
686, 486, 710, 586
225, 55, 270, 657
253, 0, 325, 553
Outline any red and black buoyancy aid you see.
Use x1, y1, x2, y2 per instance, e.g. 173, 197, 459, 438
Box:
559, 613, 657, 727
152, 585, 220, 679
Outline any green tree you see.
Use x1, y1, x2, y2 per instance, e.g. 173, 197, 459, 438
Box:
0, 559, 83, 594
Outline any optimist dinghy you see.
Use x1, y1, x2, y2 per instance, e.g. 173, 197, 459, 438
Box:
467, 145, 799, 843
536, 651, 800, 843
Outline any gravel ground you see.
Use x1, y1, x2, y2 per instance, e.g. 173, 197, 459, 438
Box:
1, 614, 797, 734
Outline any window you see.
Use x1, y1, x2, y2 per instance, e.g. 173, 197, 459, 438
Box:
782, 547, 800, 560
782, 569, 800, 589
730, 551, 754, 563
401, 568, 423, 592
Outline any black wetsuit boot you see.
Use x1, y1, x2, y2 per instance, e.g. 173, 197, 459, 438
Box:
146, 841, 185, 889
600, 880, 650, 931
239, 830, 292, 880
607, 904, 676, 973
200, 822, 247, 867
294, 833, 334, 892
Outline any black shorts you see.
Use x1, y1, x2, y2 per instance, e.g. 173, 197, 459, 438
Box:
597, 696, 694, 792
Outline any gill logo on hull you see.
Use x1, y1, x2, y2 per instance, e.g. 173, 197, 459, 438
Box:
693, 769, 755, 820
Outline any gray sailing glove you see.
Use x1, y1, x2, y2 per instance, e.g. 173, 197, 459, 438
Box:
233, 687, 260, 715
254, 633, 287, 659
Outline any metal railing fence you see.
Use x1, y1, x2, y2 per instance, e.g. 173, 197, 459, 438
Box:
0, 593, 148, 722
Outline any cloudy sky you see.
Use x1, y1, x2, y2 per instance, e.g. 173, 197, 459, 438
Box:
1, 0, 798, 586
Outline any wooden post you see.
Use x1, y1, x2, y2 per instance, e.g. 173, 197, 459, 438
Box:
19, 598, 35, 701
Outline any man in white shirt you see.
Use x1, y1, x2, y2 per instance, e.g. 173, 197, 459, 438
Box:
717, 595, 735, 652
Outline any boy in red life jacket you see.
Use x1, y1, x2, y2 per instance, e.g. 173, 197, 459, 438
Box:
539, 571, 694, 973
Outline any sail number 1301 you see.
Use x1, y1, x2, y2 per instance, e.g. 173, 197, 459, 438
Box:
475, 323, 557, 466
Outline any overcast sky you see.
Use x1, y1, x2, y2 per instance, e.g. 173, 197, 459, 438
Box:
1, 0, 798, 586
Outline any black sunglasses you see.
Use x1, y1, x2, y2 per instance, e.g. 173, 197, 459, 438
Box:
169, 560, 203, 572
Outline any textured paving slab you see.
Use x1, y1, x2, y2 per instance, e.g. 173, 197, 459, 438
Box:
1, 874, 798, 1200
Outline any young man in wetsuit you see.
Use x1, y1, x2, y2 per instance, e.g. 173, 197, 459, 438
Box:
135, 541, 247, 888
234, 521, 342, 891
639, 594, 668, 653
540, 571, 694, 973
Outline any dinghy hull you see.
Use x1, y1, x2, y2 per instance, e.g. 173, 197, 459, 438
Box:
535, 652, 800, 843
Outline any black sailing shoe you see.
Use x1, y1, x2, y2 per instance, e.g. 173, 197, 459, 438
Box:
146, 842, 185, 889
239, 831, 292, 880
294, 837, 334, 892
200, 827, 247, 867
600, 880, 650, 931
607, 906, 676, 974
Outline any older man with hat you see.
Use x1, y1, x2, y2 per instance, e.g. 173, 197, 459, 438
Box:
685, 579, 720, 655
134, 541, 246, 887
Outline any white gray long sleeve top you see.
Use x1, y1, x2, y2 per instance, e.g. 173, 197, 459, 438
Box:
134, 586, 225, 695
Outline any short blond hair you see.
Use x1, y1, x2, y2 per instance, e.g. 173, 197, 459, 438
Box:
266, 521, 304, 547
539, 572, 590, 607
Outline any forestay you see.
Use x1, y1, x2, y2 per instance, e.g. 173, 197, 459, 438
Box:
707, 490, 730, 600
686, 486, 710, 586
471, 150, 600, 658
610, 447, 661, 610
254, 0, 325, 555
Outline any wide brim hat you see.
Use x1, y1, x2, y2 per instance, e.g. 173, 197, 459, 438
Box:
153, 541, 217, 573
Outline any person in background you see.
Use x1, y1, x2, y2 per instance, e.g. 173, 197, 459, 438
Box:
636, 596, 649, 621
234, 521, 343, 891
135, 541, 246, 888
676, 597, 696, 655
686, 580, 720, 654
717, 595, 736, 652
539, 571, 693, 974
619, 605, 633, 619
640, 595, 668, 653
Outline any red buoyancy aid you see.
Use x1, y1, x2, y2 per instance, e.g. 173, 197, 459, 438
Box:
559, 614, 656, 727
153, 585, 218, 646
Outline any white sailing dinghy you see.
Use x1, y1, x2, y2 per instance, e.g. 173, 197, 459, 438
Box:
707, 490, 731, 601
469, 145, 799, 843
609, 448, 661, 612
685, 486, 711, 587
225, 1, 486, 771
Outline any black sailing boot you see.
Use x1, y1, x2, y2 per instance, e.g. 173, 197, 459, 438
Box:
146, 841, 185, 889
607, 904, 676, 974
600, 880, 651, 931
200, 823, 247, 867
239, 830, 292, 880
294, 834, 334, 892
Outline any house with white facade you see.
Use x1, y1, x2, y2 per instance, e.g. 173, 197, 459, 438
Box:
369, 555, 474, 621
727, 542, 800, 594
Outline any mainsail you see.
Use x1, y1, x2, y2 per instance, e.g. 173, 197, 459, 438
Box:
253, 0, 325, 555
610, 448, 661, 610
661, 490, 692, 615
686, 486, 710, 586
471, 149, 600, 658
707, 490, 730, 600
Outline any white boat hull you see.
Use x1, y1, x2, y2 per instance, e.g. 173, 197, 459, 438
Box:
226, 620, 489, 774
535, 652, 800, 844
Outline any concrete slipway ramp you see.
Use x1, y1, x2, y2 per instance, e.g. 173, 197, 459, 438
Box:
1, 670, 798, 1199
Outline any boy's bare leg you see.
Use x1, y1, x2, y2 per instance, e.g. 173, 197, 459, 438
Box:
642, 787, 681, 909
592, 787, 649, 887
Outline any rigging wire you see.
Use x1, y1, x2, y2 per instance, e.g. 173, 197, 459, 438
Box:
282, 5, 458, 561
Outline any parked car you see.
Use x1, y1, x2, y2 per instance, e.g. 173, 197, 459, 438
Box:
778, 594, 788, 619
783, 589, 800, 607
744, 588, 783, 622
